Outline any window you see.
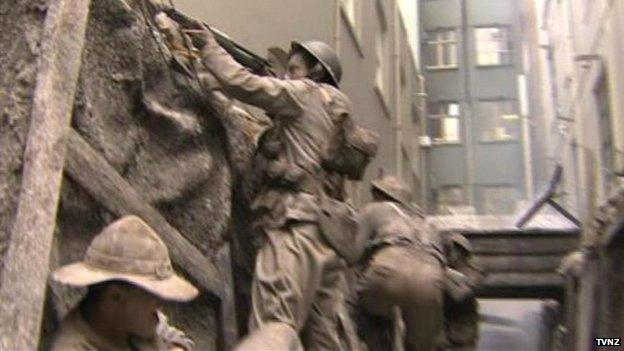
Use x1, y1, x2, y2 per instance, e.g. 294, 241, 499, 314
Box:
477, 100, 519, 142
412, 172, 422, 208
425, 29, 458, 69
595, 74, 614, 194
427, 102, 461, 143
475, 27, 512, 66
375, 15, 390, 98
401, 147, 411, 188
482, 186, 519, 215
341, 0, 362, 38
435, 186, 466, 214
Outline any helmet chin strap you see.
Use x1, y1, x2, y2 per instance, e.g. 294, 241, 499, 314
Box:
308, 63, 326, 82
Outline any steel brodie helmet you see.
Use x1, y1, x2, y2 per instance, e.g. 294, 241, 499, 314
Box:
371, 176, 414, 210
291, 40, 342, 87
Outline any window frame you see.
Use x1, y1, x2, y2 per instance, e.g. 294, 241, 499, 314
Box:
594, 73, 615, 194
480, 185, 520, 215
427, 101, 462, 145
424, 28, 459, 70
476, 98, 520, 143
374, 14, 390, 103
435, 185, 467, 214
341, 0, 364, 56
474, 26, 514, 67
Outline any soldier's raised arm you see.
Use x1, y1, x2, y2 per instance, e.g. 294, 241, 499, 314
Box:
189, 28, 305, 118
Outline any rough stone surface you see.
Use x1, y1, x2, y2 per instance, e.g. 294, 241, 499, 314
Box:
0, 0, 47, 276
1, 0, 265, 348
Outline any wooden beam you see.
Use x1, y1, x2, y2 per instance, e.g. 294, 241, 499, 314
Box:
215, 244, 238, 350
476, 254, 564, 273
484, 272, 564, 288
64, 130, 224, 299
0, 0, 91, 348
469, 237, 579, 255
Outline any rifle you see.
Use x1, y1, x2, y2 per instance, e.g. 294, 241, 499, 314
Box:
159, 6, 276, 76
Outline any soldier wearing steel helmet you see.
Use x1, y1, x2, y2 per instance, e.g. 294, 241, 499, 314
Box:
442, 233, 485, 351
49, 216, 197, 351
354, 176, 446, 351
181, 23, 363, 350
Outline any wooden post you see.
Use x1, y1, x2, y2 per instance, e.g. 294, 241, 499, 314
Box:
0, 0, 91, 348
215, 244, 239, 350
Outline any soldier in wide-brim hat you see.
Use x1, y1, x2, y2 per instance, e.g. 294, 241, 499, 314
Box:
50, 215, 198, 351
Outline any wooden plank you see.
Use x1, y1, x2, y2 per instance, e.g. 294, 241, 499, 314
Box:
476, 254, 563, 273
484, 272, 564, 288
469, 236, 579, 255
64, 130, 224, 299
429, 214, 580, 234
0, 0, 91, 348
215, 244, 238, 350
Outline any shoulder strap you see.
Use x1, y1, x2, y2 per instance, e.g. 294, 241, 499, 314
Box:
387, 202, 411, 222
317, 85, 333, 105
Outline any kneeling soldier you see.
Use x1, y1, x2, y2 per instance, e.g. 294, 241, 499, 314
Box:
443, 233, 485, 351
356, 176, 446, 351
50, 215, 197, 351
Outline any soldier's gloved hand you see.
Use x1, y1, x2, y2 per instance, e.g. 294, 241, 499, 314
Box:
163, 329, 195, 351
182, 27, 213, 50
156, 311, 195, 351
161, 8, 212, 49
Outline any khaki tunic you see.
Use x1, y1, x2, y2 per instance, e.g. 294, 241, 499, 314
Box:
50, 308, 190, 351
444, 260, 485, 350
199, 33, 351, 228
356, 201, 445, 351
198, 32, 358, 350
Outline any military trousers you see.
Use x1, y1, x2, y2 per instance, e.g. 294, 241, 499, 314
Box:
247, 222, 359, 351
358, 245, 445, 351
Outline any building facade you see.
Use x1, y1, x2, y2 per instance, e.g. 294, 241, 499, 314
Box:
174, 0, 425, 206
538, 0, 624, 349
418, 0, 536, 215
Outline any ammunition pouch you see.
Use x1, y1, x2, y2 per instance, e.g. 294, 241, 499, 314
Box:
444, 268, 474, 302
322, 124, 379, 181
317, 193, 363, 264
257, 126, 282, 159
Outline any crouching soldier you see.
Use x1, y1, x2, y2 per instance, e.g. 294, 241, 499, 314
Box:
50, 215, 197, 351
356, 176, 446, 351
442, 233, 485, 351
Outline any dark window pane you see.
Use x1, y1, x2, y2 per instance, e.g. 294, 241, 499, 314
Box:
478, 100, 519, 141
482, 186, 519, 214
476, 27, 512, 66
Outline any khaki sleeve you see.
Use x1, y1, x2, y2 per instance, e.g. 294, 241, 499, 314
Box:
198, 31, 304, 117
355, 203, 381, 250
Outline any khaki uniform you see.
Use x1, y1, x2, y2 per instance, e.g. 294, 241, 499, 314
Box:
443, 236, 485, 351
356, 201, 445, 351
444, 263, 484, 350
198, 31, 358, 350
51, 309, 191, 351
